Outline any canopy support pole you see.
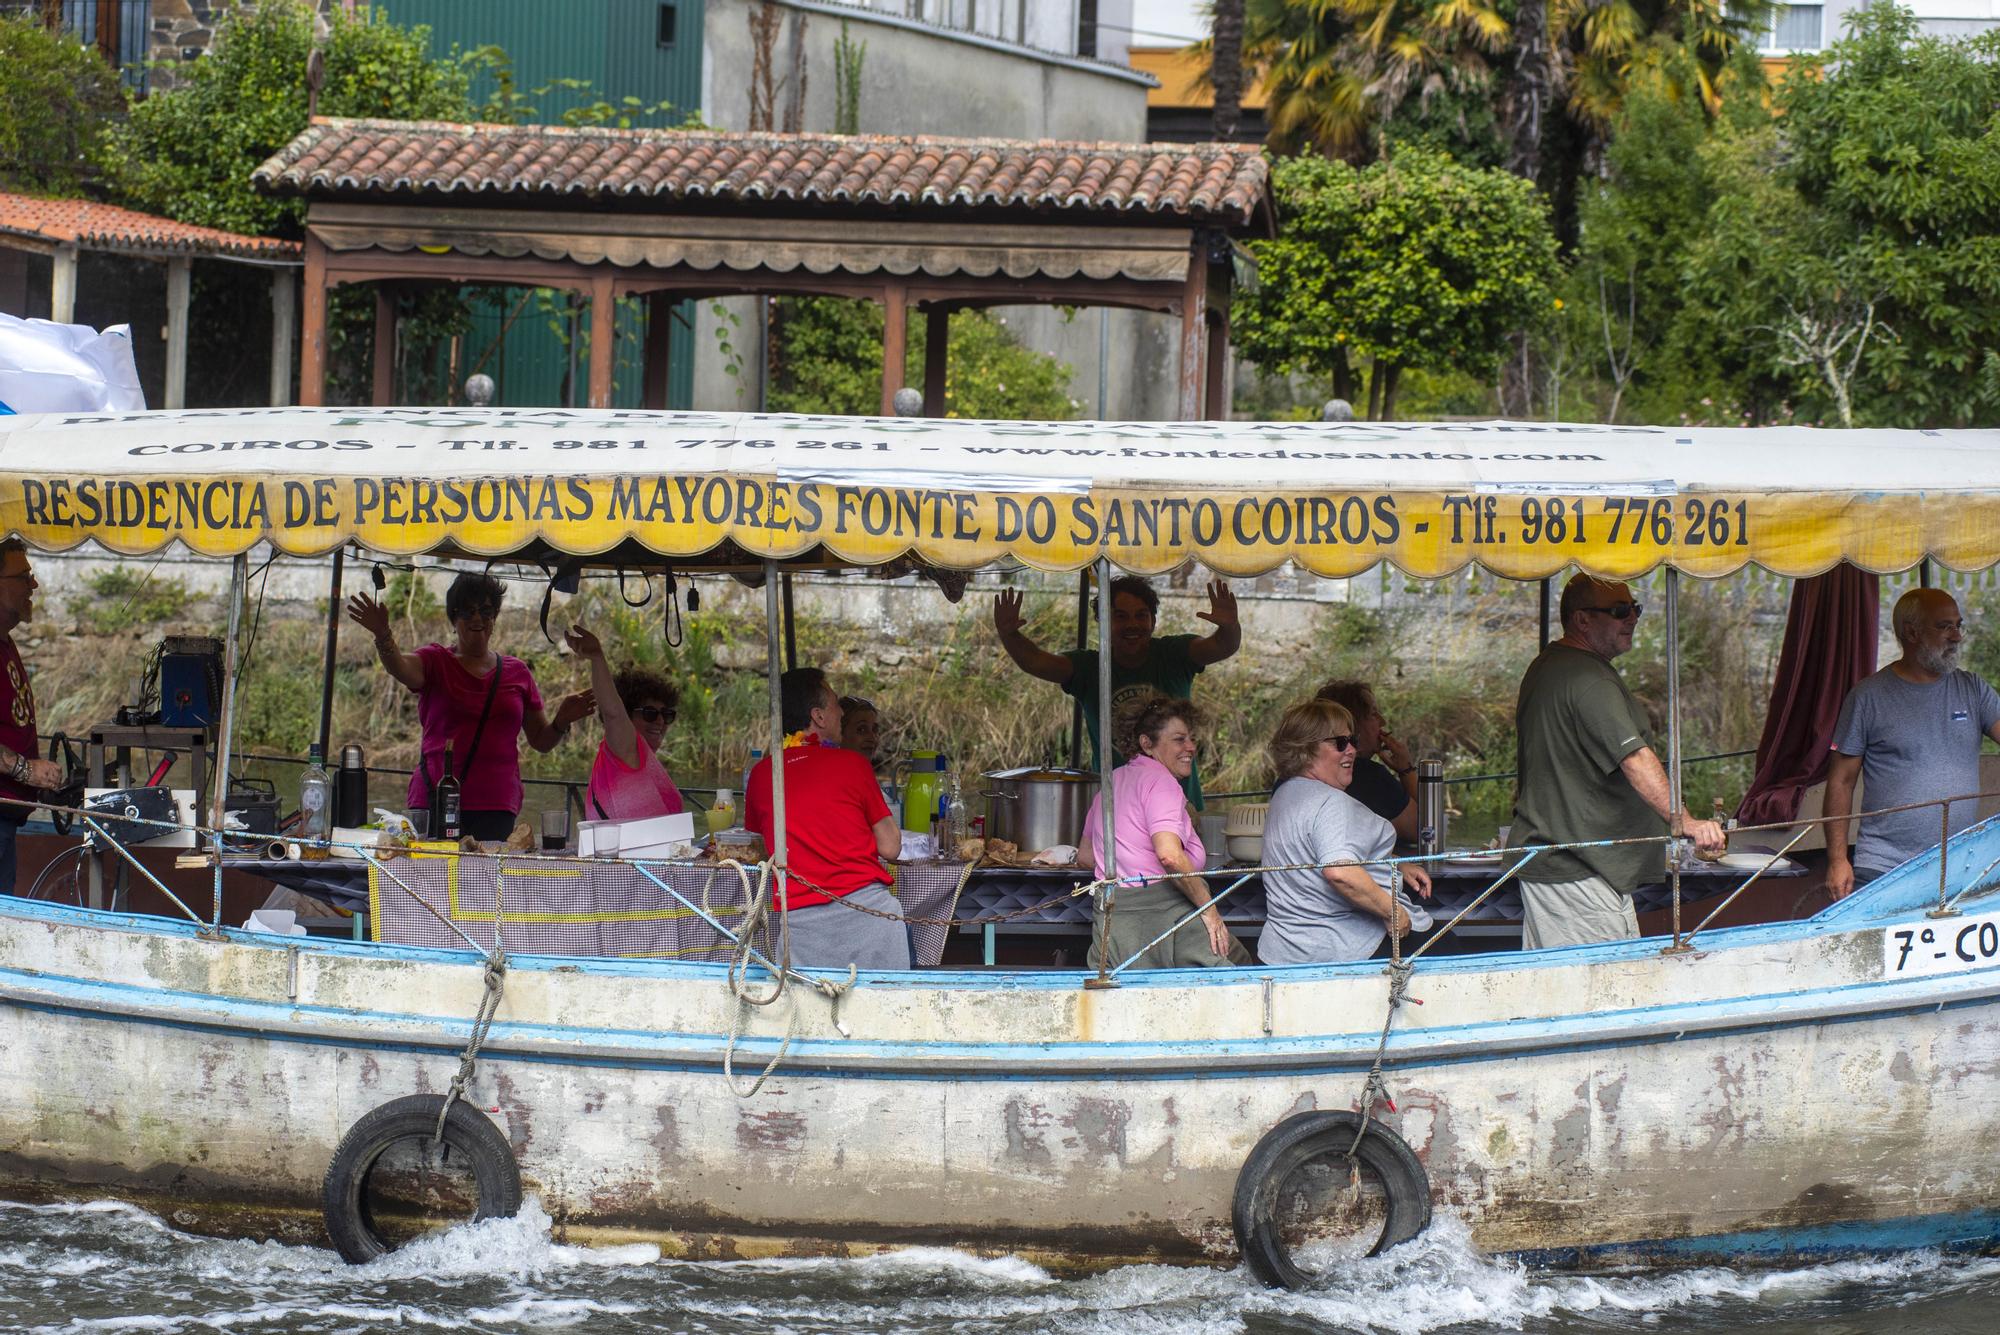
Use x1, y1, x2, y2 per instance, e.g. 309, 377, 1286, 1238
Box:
1921, 559, 1933, 588
163, 257, 190, 411
299, 234, 328, 407
764, 562, 788, 964
1085, 555, 1119, 989
371, 286, 397, 406
1538, 577, 1552, 650
781, 571, 797, 671
268, 268, 295, 406
1068, 570, 1089, 768
922, 305, 948, 417
208, 553, 249, 934
317, 547, 344, 759
587, 269, 616, 409
51, 244, 77, 325
1663, 568, 1689, 954
879, 281, 908, 416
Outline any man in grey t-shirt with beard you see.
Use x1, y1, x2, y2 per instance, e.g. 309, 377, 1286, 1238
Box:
1826, 588, 2000, 898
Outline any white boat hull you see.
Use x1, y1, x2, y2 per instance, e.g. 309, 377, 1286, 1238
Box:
5, 833, 2000, 1268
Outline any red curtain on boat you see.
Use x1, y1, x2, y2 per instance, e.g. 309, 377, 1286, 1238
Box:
1737, 563, 1879, 825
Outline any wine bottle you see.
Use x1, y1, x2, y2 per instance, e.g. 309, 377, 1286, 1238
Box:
435, 741, 462, 840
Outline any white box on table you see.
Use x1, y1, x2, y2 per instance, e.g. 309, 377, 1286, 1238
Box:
578, 810, 696, 859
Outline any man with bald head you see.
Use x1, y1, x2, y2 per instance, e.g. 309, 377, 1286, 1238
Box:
1506, 574, 1726, 948
1824, 587, 2000, 899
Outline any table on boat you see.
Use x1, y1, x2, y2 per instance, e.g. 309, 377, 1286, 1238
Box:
232, 849, 1804, 964
953, 854, 1808, 963
225, 853, 975, 965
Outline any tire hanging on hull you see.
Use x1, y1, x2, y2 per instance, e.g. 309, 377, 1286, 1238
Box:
1232, 1110, 1432, 1290
322, 1093, 522, 1264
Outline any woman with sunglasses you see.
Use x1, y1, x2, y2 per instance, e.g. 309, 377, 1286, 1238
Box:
1077, 695, 1234, 969
1258, 698, 1433, 964
565, 624, 686, 822
349, 572, 594, 842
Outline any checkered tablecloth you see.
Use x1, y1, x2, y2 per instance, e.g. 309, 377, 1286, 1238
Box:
367, 854, 971, 965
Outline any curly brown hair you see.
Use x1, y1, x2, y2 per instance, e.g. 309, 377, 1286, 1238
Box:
1112, 694, 1204, 762
612, 667, 680, 718
1268, 698, 1355, 782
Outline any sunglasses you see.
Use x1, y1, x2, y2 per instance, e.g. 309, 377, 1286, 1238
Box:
631, 705, 676, 724
454, 605, 501, 623
1322, 734, 1358, 752
1583, 601, 1644, 620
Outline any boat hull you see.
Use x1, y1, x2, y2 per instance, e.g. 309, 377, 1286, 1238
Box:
4, 838, 1999, 1269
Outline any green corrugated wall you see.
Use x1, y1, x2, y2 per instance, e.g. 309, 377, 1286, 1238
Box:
380, 1, 704, 409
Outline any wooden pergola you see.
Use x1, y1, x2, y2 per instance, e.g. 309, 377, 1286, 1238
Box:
0, 192, 303, 408
253, 119, 1271, 417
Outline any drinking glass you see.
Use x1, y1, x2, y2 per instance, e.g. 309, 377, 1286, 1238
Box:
541, 808, 570, 852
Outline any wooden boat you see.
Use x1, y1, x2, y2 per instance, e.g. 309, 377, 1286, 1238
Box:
2, 409, 1997, 1283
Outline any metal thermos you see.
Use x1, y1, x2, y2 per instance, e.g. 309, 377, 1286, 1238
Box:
335, 744, 368, 828
1416, 758, 1447, 858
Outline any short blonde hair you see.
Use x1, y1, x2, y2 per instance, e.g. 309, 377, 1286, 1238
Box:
1268, 698, 1355, 782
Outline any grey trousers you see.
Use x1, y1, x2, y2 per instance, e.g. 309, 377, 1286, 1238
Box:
773, 882, 913, 970
1520, 874, 1640, 949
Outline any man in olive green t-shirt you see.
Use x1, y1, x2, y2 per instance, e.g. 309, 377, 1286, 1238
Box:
1507, 575, 1726, 948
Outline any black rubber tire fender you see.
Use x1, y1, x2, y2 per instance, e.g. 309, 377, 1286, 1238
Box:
1232, 1110, 1432, 1290
321, 1093, 522, 1264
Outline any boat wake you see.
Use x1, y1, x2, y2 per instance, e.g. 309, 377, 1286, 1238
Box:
2, 1197, 1997, 1333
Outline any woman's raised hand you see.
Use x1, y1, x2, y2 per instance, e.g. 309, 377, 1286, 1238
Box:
346, 592, 391, 640
554, 690, 596, 728
564, 623, 604, 660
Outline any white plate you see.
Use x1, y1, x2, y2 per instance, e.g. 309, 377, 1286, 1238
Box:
1698, 852, 1795, 872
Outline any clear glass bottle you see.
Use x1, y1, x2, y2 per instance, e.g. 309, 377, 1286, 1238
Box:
298, 745, 331, 861
707, 787, 736, 836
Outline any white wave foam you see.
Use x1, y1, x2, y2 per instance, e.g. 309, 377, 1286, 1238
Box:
714, 1244, 1055, 1290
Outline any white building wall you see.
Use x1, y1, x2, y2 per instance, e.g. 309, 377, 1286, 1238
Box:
693, 0, 1181, 420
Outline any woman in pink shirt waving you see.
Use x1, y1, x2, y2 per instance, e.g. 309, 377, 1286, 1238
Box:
1078, 695, 1232, 970
349, 572, 593, 841
565, 624, 685, 822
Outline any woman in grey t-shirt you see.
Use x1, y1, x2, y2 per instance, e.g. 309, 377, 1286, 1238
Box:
1259, 699, 1433, 964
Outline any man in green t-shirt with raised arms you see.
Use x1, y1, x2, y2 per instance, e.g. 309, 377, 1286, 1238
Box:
994, 575, 1240, 811
1507, 573, 1725, 948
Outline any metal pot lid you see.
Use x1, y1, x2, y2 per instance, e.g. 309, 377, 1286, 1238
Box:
981, 766, 1100, 783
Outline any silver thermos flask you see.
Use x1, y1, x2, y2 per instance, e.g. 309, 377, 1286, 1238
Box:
1417, 758, 1447, 859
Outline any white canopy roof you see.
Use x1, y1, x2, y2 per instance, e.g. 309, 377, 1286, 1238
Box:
1, 408, 1994, 578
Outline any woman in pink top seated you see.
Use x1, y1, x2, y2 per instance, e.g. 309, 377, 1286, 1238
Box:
1077, 695, 1232, 970
349, 572, 593, 842
565, 624, 685, 822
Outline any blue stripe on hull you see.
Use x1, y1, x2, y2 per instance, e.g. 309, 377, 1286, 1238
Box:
1510, 1209, 2000, 1267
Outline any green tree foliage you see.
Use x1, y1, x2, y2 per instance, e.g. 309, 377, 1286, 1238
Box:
1235, 147, 1560, 417
1561, 5, 2000, 428
109, 1, 475, 238
1770, 3, 2000, 425
0, 14, 124, 196
767, 298, 1079, 420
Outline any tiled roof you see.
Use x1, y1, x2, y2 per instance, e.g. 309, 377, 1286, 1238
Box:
0, 192, 301, 262
253, 118, 1269, 227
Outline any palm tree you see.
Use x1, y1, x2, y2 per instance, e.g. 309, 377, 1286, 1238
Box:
1212, 0, 1246, 139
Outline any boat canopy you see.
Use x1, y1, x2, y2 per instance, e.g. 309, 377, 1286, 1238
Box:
1, 408, 1996, 579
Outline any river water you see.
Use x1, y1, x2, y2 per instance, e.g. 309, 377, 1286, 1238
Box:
4, 1197, 1997, 1335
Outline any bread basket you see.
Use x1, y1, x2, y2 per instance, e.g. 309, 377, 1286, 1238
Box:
1223, 801, 1269, 864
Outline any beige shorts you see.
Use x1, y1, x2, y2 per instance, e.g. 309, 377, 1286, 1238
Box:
1519, 874, 1640, 950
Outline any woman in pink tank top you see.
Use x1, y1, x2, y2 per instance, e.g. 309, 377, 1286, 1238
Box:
566, 624, 685, 822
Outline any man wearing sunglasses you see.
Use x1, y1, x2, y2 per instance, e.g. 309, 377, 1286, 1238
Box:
1507, 574, 1726, 948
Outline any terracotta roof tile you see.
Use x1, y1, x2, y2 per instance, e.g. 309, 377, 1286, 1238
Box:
254, 119, 1268, 226
0, 192, 300, 263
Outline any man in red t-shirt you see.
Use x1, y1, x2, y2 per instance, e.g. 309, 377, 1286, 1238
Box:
0, 540, 65, 892
745, 668, 909, 969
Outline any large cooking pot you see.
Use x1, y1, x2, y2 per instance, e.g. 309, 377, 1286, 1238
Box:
981, 767, 1099, 852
